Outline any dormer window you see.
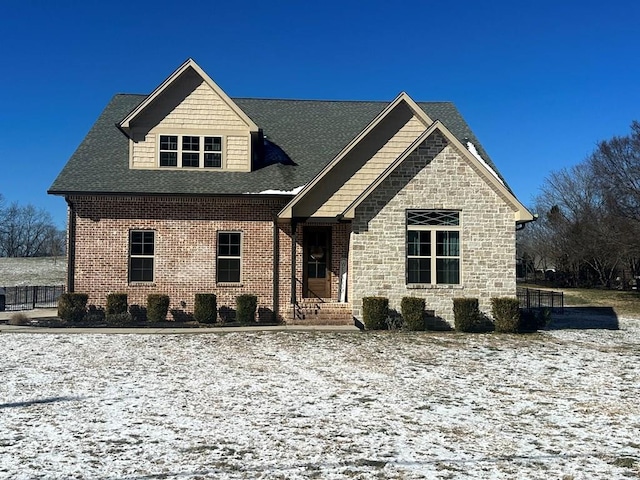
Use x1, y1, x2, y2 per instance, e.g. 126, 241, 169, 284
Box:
159, 134, 222, 168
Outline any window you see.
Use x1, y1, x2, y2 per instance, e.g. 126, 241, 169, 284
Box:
159, 135, 177, 167
217, 232, 241, 283
130, 230, 155, 282
159, 135, 222, 169
407, 210, 460, 284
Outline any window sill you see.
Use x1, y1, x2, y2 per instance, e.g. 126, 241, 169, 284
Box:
216, 282, 243, 287
129, 282, 155, 286
407, 284, 464, 290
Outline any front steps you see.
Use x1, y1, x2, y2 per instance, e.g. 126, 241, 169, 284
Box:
288, 301, 354, 325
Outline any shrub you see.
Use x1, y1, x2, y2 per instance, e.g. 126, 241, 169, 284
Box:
362, 296, 389, 330
401, 297, 425, 331
106, 293, 128, 315
453, 298, 492, 333
58, 293, 89, 323
8, 312, 31, 326
194, 293, 217, 324
147, 294, 170, 323
236, 294, 257, 324
491, 297, 521, 333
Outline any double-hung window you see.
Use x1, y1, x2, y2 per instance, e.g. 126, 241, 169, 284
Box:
407, 210, 460, 285
217, 232, 241, 283
129, 230, 155, 282
159, 135, 222, 169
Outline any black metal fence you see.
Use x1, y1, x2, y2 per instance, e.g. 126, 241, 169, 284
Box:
517, 286, 564, 313
0, 285, 65, 311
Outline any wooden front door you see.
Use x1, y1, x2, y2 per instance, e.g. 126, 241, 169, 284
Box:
303, 227, 331, 299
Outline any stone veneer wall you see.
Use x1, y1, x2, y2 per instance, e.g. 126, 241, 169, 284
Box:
69, 195, 288, 321
350, 131, 516, 325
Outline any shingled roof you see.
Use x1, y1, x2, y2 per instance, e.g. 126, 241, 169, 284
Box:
49, 94, 507, 196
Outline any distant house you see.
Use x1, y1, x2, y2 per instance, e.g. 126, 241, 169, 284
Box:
49, 59, 533, 324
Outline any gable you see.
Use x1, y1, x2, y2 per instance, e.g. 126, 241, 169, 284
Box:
131, 67, 250, 131
295, 107, 427, 218
120, 59, 258, 172
277, 91, 532, 223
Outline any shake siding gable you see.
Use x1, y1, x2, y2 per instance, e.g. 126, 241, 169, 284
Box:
129, 69, 251, 171
314, 114, 426, 217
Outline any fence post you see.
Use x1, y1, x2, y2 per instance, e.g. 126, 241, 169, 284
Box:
32, 286, 38, 309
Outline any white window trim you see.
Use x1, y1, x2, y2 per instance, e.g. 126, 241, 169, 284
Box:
216, 231, 243, 285
158, 134, 224, 169
129, 229, 155, 284
406, 210, 461, 285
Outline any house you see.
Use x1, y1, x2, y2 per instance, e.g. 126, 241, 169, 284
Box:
49, 59, 534, 325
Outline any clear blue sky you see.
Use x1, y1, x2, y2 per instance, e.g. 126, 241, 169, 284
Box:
1, 0, 639, 228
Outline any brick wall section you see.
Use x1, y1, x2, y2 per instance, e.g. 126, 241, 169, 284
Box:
350, 131, 517, 324
69, 195, 288, 321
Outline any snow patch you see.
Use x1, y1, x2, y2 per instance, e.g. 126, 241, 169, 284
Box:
1, 322, 639, 478
245, 185, 305, 195
466, 141, 505, 185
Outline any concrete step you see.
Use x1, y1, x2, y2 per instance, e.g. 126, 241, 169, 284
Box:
287, 302, 353, 326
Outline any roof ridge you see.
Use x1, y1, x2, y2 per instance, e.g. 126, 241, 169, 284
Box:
233, 96, 454, 104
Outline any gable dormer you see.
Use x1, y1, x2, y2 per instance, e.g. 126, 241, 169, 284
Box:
119, 59, 259, 172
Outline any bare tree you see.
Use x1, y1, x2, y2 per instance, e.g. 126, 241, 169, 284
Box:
590, 121, 640, 223
0, 202, 60, 257
533, 164, 627, 287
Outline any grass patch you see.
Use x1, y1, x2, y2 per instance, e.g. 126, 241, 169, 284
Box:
611, 456, 637, 468
521, 284, 640, 317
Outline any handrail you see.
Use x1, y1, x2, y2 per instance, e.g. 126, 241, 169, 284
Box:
294, 278, 325, 304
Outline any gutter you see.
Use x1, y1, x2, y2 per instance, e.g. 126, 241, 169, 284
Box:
516, 213, 538, 231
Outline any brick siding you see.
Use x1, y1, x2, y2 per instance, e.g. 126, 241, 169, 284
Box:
70, 195, 287, 321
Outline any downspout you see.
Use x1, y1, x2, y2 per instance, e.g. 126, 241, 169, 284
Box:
290, 218, 297, 306
272, 216, 279, 323
65, 197, 76, 293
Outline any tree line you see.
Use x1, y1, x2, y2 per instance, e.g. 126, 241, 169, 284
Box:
519, 121, 640, 289
0, 195, 65, 257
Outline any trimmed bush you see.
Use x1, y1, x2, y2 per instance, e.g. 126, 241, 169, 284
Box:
106, 293, 128, 315
194, 293, 217, 324
147, 294, 170, 323
236, 294, 257, 324
401, 297, 425, 331
453, 297, 492, 332
491, 297, 521, 333
362, 296, 389, 330
58, 293, 89, 323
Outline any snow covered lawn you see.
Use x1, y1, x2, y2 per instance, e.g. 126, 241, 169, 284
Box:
0, 257, 66, 286
1, 322, 639, 479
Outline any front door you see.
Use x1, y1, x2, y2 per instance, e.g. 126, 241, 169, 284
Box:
303, 227, 331, 299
